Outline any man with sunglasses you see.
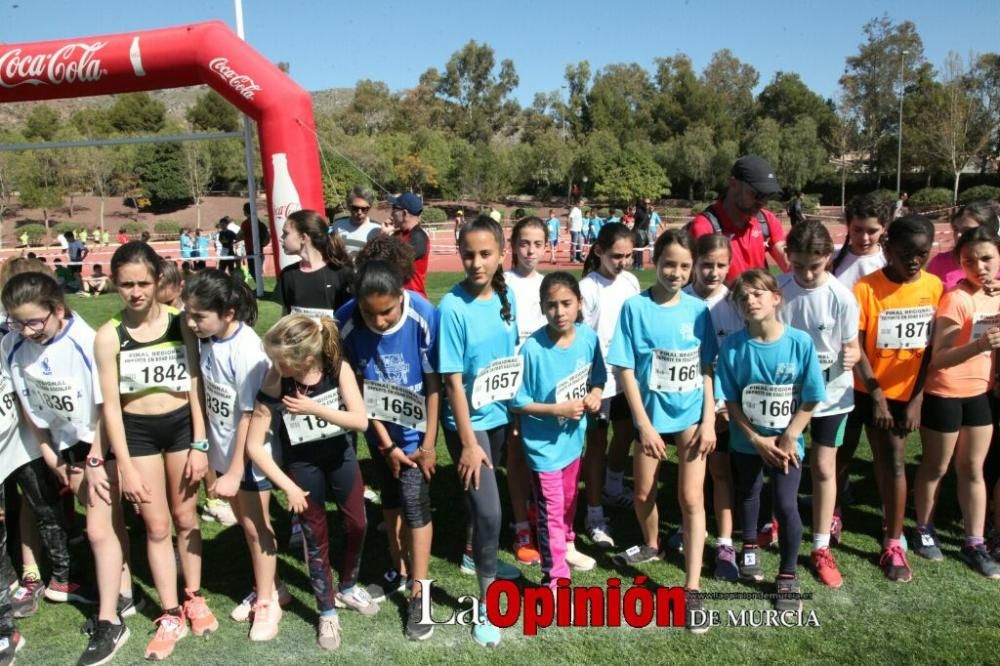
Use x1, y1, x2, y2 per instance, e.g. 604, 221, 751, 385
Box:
330, 186, 384, 257
689, 155, 790, 284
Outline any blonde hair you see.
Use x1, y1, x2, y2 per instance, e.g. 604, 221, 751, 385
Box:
263, 314, 342, 373
0, 258, 55, 291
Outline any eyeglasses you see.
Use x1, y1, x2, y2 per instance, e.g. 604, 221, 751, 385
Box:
349, 205, 370, 213
741, 181, 771, 203
5, 311, 52, 333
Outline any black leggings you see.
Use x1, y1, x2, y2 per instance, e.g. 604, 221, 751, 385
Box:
8, 458, 71, 583
444, 426, 506, 582
732, 452, 802, 575
0, 483, 14, 638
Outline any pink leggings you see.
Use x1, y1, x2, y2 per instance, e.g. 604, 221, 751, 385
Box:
531, 457, 581, 588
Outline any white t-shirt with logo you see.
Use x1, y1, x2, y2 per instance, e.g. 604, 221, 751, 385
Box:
0, 335, 41, 485
580, 270, 640, 397
199, 323, 271, 475
569, 207, 583, 233
777, 273, 860, 416
834, 248, 886, 292
2, 317, 103, 450
504, 269, 547, 347
330, 217, 383, 257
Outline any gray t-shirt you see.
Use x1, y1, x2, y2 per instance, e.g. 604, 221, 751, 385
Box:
330, 217, 383, 256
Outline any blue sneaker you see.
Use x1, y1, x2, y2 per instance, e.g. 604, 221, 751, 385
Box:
460, 554, 521, 580
472, 604, 500, 647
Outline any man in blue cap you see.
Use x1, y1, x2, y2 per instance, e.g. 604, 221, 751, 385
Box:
388, 192, 430, 298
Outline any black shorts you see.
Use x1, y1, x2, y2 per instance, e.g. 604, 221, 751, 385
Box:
809, 413, 848, 448
120, 404, 193, 458
921, 392, 992, 433
371, 452, 431, 529
59, 442, 91, 466
589, 394, 631, 429
852, 390, 908, 430
713, 428, 730, 454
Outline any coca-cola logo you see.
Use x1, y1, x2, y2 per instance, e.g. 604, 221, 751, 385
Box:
0, 42, 108, 89
273, 201, 301, 221
208, 57, 262, 101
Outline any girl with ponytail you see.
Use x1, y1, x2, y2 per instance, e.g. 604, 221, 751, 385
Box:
277, 209, 354, 321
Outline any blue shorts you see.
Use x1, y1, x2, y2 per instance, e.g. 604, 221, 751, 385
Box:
215, 461, 273, 492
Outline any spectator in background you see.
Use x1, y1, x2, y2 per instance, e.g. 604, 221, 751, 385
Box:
452, 209, 466, 253
116, 228, 129, 245
102, 229, 110, 247
631, 200, 650, 270
647, 200, 661, 241
894, 192, 908, 220
180, 228, 194, 260
82, 264, 111, 296
52, 258, 81, 292
193, 229, 209, 270
330, 187, 382, 257
568, 202, 584, 262
788, 191, 806, 226
546, 208, 561, 263
18, 231, 28, 248
65, 231, 88, 279
57, 230, 69, 254
388, 192, 430, 297
216, 217, 238, 274
139, 230, 151, 244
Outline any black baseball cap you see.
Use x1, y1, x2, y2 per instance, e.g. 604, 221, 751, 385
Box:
731, 155, 782, 196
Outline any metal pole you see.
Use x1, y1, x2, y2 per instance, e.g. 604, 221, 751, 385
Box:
235, 0, 265, 297
896, 50, 908, 196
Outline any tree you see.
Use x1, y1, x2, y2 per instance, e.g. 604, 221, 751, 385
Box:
187, 90, 240, 132
745, 117, 782, 168
432, 41, 519, 143
17, 150, 64, 238
839, 15, 925, 183
652, 54, 711, 140
777, 116, 828, 192
757, 72, 837, 145
665, 124, 716, 200
135, 142, 189, 207
182, 142, 213, 229
337, 80, 397, 137
587, 64, 656, 145
24, 106, 61, 142
701, 49, 759, 142
108, 93, 166, 134
829, 100, 862, 209
592, 144, 669, 203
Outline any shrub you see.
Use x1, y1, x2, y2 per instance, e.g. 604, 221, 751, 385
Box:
54, 222, 83, 236
16, 223, 47, 244
119, 222, 146, 235
154, 220, 181, 236
908, 187, 953, 212
421, 207, 448, 225
958, 185, 1000, 204
513, 207, 539, 219
869, 189, 898, 206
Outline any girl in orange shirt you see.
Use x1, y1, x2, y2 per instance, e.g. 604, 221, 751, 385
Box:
852, 215, 942, 583
913, 227, 1000, 578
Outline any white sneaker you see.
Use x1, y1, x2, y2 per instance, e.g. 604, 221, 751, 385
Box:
565, 542, 596, 571
334, 586, 380, 616
231, 583, 291, 623
363, 486, 379, 503
586, 522, 616, 549
201, 499, 238, 527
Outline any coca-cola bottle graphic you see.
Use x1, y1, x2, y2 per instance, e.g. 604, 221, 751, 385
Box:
270, 153, 301, 268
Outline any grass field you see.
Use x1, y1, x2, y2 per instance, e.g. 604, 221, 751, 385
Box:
12, 271, 999, 665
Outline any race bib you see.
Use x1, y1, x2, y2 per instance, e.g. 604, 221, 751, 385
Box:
742, 384, 797, 429
816, 350, 839, 383
971, 312, 1000, 355
876, 307, 934, 350
24, 374, 85, 425
283, 388, 346, 445
650, 348, 701, 393
291, 306, 335, 321
365, 381, 427, 432
119, 346, 191, 394
555, 364, 591, 403
471, 356, 523, 409
204, 379, 237, 432
0, 375, 18, 432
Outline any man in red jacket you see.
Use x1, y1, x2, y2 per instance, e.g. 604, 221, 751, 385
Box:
387, 192, 430, 298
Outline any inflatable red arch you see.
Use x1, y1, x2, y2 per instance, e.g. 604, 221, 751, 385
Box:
0, 20, 323, 271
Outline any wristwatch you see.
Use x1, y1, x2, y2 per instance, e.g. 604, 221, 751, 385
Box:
190, 439, 210, 452
86, 456, 104, 468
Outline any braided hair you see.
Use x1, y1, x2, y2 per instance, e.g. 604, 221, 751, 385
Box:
459, 215, 513, 323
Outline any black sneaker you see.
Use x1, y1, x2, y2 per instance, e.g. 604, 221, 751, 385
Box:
118, 586, 149, 618
960, 544, 1000, 579
911, 526, 944, 561
0, 632, 24, 666
685, 589, 710, 634
612, 544, 660, 567
77, 620, 129, 666
774, 576, 802, 612
739, 546, 764, 581
405, 595, 433, 642
366, 569, 408, 603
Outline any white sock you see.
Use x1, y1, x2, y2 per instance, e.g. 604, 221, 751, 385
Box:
586, 505, 605, 526
813, 534, 831, 551
717, 537, 733, 548
605, 470, 624, 496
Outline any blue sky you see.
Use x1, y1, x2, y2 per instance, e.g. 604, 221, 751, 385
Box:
2, 0, 997, 104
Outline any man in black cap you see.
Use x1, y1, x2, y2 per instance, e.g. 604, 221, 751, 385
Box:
689, 155, 789, 283
387, 192, 430, 298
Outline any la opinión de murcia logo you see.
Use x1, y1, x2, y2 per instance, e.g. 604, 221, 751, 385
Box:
208, 57, 262, 100
0, 42, 108, 88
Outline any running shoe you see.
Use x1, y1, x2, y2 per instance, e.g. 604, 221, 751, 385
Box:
664, 527, 684, 553
757, 519, 780, 549
586, 521, 616, 549
118, 585, 150, 618
612, 544, 660, 567
810, 548, 844, 589
880, 544, 913, 583
249, 599, 282, 641
11, 578, 45, 618
960, 544, 1000, 579
471, 603, 500, 647
911, 526, 944, 561
714, 544, 739, 582
363, 486, 380, 503
365, 569, 409, 603
334, 586, 380, 616
0, 632, 24, 666
45, 579, 96, 604
460, 554, 521, 580
183, 591, 219, 636
565, 542, 596, 571
144, 613, 188, 661
774, 576, 802, 612
200, 499, 237, 527
602, 488, 635, 509
685, 590, 710, 634
514, 528, 541, 565
231, 583, 292, 623
317, 614, 341, 651
77, 620, 128, 666
987, 532, 1000, 562
405, 595, 433, 642
739, 546, 764, 581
